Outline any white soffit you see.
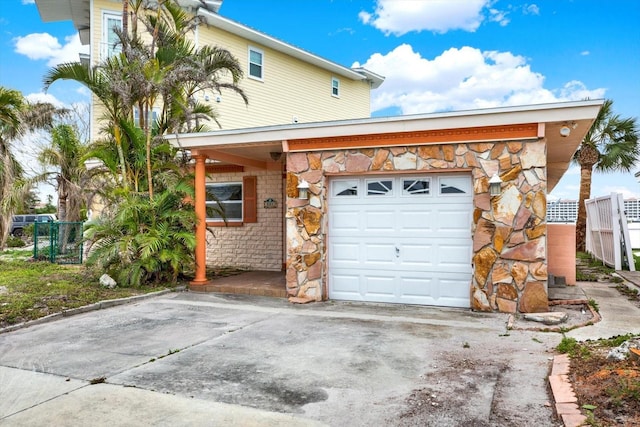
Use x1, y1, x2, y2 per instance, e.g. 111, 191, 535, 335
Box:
35, 0, 90, 44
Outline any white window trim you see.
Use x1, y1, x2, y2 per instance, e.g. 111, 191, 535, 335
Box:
248, 46, 264, 81
331, 77, 340, 98
102, 11, 123, 60
133, 106, 161, 128
205, 181, 243, 222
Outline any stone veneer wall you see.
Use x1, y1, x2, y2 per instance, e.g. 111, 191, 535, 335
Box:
285, 140, 550, 313
205, 170, 283, 271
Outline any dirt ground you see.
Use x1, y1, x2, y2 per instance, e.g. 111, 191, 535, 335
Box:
569, 340, 640, 427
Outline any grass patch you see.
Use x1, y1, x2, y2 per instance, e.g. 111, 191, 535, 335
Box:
577, 271, 599, 282
557, 336, 592, 359
0, 259, 174, 328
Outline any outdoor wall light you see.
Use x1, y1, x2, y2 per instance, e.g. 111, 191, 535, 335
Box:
297, 180, 310, 199
560, 121, 577, 137
489, 174, 503, 196
270, 151, 282, 161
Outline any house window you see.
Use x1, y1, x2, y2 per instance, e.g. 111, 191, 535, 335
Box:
206, 182, 243, 222
133, 107, 159, 129
248, 47, 263, 80
205, 176, 257, 224
102, 12, 122, 59
332, 77, 340, 97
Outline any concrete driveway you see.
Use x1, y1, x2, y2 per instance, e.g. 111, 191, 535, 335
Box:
0, 292, 564, 426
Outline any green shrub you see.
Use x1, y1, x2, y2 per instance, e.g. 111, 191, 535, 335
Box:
6, 236, 25, 248
85, 185, 196, 287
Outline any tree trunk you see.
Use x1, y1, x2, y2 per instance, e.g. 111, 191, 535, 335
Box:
575, 145, 599, 253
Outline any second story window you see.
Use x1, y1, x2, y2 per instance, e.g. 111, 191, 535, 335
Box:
332, 77, 340, 97
102, 12, 122, 60
133, 107, 159, 130
248, 47, 263, 80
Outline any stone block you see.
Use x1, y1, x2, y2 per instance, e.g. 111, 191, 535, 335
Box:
492, 185, 522, 226
288, 152, 309, 173
473, 246, 497, 286
502, 238, 545, 262
496, 298, 517, 313
371, 149, 389, 170
523, 312, 568, 325
519, 281, 549, 313
394, 152, 417, 169
473, 218, 495, 252
472, 287, 492, 311
345, 152, 372, 172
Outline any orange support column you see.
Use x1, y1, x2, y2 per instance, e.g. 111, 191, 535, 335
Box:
191, 154, 208, 286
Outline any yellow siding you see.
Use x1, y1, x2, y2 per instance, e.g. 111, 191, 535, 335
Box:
197, 25, 372, 129
88, 1, 373, 138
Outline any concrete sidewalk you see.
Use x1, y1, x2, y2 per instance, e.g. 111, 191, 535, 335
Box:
567, 280, 640, 341
1, 283, 638, 426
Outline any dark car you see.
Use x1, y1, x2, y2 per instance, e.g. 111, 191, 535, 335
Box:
10, 214, 57, 237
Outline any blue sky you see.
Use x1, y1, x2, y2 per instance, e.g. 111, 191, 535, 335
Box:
1, 0, 639, 201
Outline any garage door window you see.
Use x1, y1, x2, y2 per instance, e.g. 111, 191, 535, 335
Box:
333, 179, 358, 196
439, 176, 471, 195
403, 178, 431, 195
367, 179, 393, 196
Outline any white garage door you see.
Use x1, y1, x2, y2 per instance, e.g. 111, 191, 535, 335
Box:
328, 174, 473, 307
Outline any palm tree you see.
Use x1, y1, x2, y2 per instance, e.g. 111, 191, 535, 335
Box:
44, 0, 247, 200
38, 124, 87, 222
0, 88, 62, 248
575, 99, 639, 252
0, 87, 26, 248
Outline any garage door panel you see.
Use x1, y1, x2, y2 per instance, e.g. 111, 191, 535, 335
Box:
329, 174, 472, 307
398, 276, 434, 298
436, 209, 471, 231
364, 244, 396, 264
331, 242, 360, 263
398, 211, 434, 232
399, 244, 434, 265
331, 273, 361, 297
365, 275, 396, 297
331, 210, 360, 230
438, 243, 472, 268
365, 211, 396, 231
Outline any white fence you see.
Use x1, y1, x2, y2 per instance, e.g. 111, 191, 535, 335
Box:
585, 193, 635, 271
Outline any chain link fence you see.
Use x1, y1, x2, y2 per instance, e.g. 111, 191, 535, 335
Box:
34, 221, 84, 264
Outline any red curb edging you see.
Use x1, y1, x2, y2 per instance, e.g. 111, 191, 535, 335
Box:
550, 354, 587, 427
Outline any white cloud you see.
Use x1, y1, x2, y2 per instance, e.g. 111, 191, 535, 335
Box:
25, 92, 67, 108
601, 186, 640, 200
21, 0, 35, 4
524, 4, 540, 15
354, 44, 606, 115
488, 8, 510, 26
13, 32, 89, 67
580, 50, 590, 56
359, 0, 493, 35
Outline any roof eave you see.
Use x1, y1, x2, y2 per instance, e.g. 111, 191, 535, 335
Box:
196, 8, 370, 82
